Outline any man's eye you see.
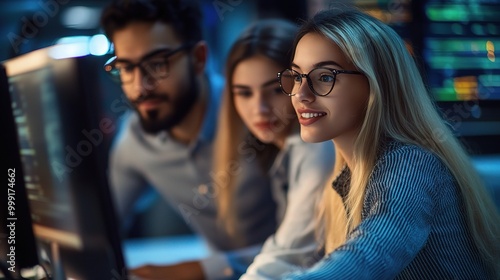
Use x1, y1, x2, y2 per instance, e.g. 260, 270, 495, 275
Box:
144, 61, 168, 74
116, 64, 135, 73
148, 61, 167, 69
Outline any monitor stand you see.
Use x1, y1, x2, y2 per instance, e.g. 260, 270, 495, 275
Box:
49, 242, 66, 280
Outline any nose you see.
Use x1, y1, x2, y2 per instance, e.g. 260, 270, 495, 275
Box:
294, 78, 315, 104
131, 67, 155, 96
255, 93, 270, 114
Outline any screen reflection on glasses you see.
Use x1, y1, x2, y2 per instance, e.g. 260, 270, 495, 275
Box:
103, 44, 192, 84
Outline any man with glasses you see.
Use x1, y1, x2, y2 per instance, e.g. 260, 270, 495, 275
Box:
101, 0, 277, 279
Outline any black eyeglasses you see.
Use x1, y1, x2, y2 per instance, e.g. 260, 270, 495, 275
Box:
103, 44, 192, 84
277, 67, 363, 96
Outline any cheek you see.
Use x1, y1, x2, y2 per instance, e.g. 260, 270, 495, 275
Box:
291, 96, 300, 110
233, 97, 248, 121
335, 89, 369, 126
350, 85, 370, 120
158, 62, 190, 91
284, 98, 295, 114
121, 84, 135, 100
156, 76, 190, 100
157, 75, 179, 90
271, 96, 293, 113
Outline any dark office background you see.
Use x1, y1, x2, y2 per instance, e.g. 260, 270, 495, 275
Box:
1, 0, 499, 238
2, 0, 499, 145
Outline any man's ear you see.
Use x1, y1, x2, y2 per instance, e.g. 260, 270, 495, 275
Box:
191, 41, 208, 75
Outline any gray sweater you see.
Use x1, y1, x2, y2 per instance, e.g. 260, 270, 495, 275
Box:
109, 83, 277, 279
242, 134, 335, 279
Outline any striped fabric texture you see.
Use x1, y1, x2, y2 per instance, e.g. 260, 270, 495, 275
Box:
284, 141, 493, 280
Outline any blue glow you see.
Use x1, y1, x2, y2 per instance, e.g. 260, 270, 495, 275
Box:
61, 6, 101, 29
48, 42, 89, 59
56, 36, 90, 45
89, 34, 110, 56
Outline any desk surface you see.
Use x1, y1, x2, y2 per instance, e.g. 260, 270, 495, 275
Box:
123, 235, 210, 268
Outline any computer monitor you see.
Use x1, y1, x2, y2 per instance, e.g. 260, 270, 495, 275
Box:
422, 0, 500, 101
0, 64, 39, 279
2, 45, 126, 280
421, 0, 500, 153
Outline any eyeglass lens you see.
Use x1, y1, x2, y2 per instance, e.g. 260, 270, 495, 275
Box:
104, 45, 190, 84
280, 68, 336, 96
113, 56, 170, 84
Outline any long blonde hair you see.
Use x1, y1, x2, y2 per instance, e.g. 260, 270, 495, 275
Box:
294, 8, 500, 275
213, 19, 298, 236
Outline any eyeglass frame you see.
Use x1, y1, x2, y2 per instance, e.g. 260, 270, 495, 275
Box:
103, 43, 193, 84
277, 67, 364, 97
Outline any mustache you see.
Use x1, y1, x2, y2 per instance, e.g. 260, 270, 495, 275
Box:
132, 93, 169, 105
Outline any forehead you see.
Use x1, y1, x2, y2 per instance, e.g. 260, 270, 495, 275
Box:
112, 21, 182, 59
232, 56, 282, 84
293, 32, 351, 70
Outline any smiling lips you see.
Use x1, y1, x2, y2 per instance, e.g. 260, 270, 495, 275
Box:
297, 110, 327, 126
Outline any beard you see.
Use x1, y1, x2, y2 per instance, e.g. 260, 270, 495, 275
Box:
133, 66, 199, 134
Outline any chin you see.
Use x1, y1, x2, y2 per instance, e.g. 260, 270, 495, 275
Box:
255, 135, 274, 144
300, 130, 329, 143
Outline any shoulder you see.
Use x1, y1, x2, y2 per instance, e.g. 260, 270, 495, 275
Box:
368, 141, 454, 199
286, 134, 335, 181
110, 111, 145, 154
288, 134, 334, 159
375, 142, 447, 175
287, 135, 334, 165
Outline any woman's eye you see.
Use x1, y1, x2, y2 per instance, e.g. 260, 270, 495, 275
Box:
273, 87, 283, 95
319, 74, 334, 83
234, 90, 252, 97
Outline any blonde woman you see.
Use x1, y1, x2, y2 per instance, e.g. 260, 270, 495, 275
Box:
278, 8, 500, 279
213, 19, 335, 278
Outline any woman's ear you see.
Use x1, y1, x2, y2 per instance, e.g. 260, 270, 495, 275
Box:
191, 41, 208, 75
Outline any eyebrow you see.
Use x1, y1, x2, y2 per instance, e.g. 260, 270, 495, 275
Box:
114, 47, 174, 64
232, 78, 279, 89
291, 60, 345, 70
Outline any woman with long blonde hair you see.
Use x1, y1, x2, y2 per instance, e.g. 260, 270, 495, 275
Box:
213, 19, 335, 278
279, 8, 500, 279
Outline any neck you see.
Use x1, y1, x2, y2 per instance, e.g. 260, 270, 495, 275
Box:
170, 76, 208, 144
332, 128, 360, 170
274, 137, 286, 150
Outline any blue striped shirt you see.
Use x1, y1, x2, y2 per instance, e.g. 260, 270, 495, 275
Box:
284, 141, 493, 279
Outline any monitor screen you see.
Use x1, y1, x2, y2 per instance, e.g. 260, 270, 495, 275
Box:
422, 0, 500, 102
3, 45, 126, 279
354, 0, 500, 151
421, 0, 500, 148
0, 64, 39, 278
9, 64, 82, 247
